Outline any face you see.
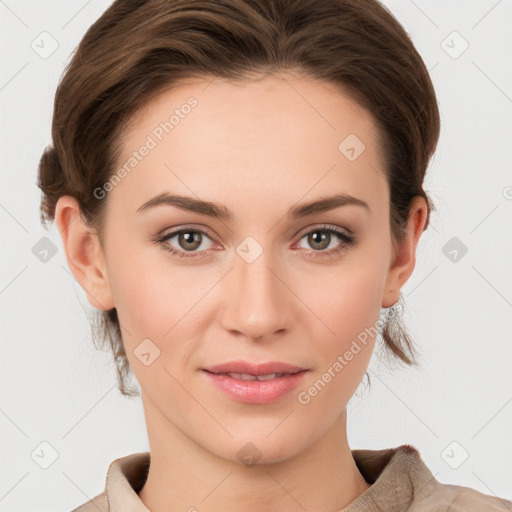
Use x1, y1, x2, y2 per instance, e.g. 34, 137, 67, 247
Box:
89, 73, 402, 463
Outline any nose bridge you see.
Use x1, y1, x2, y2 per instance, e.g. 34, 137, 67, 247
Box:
223, 239, 289, 339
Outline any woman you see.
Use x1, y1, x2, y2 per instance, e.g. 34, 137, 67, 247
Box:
37, 0, 512, 510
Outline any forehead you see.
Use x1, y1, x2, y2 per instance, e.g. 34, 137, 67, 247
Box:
109, 73, 388, 219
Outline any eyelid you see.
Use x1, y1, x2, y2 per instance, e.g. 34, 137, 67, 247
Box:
158, 224, 219, 243
294, 222, 354, 239
157, 222, 353, 246
154, 222, 356, 260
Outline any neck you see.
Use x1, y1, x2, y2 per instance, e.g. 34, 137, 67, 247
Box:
138, 396, 370, 512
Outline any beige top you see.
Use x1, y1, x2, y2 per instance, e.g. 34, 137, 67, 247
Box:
71, 444, 512, 511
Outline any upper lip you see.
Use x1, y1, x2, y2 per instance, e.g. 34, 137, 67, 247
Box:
203, 360, 307, 376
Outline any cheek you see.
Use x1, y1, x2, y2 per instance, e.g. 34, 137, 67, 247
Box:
296, 252, 386, 407
305, 258, 386, 343
105, 239, 216, 378
104, 233, 183, 340
299, 268, 382, 409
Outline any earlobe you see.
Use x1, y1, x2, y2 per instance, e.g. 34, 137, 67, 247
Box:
54, 195, 115, 311
382, 196, 428, 309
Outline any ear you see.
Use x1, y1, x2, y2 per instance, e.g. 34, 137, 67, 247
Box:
54, 195, 115, 311
382, 196, 429, 308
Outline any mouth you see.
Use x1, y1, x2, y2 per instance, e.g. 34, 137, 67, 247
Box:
203, 370, 304, 381
202, 360, 308, 376
201, 361, 309, 404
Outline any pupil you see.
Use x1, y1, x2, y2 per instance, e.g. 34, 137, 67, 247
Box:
181, 231, 201, 250
310, 231, 329, 250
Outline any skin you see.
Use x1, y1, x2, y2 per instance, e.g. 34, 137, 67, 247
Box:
55, 72, 427, 512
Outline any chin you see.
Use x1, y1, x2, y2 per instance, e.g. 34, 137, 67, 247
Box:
207, 430, 311, 467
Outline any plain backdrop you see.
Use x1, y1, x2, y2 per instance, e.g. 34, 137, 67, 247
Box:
1, 0, 511, 510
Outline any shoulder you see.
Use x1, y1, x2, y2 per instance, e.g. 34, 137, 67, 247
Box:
411, 480, 512, 511
70, 490, 109, 512
350, 444, 512, 512
68, 451, 150, 512
399, 444, 512, 512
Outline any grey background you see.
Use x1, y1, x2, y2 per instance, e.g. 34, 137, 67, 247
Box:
1, 0, 511, 510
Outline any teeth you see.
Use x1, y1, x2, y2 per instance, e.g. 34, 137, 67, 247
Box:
222, 372, 284, 381
254, 373, 278, 381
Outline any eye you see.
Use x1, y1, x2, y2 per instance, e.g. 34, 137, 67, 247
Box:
154, 226, 217, 259
153, 223, 357, 260
294, 225, 356, 258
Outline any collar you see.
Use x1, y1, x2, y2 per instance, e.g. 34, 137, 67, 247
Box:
104, 444, 437, 512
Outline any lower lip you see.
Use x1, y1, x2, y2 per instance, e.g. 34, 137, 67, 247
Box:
202, 370, 309, 404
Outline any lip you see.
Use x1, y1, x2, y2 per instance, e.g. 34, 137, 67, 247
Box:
203, 360, 307, 376
201, 360, 309, 405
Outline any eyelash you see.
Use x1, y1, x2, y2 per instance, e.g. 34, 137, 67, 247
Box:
153, 224, 356, 260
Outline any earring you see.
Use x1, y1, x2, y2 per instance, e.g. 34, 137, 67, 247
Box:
388, 291, 404, 320
385, 289, 400, 308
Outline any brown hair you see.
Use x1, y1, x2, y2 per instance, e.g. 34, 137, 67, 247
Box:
37, 0, 440, 397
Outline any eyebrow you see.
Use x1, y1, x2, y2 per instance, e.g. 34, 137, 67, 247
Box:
136, 191, 370, 220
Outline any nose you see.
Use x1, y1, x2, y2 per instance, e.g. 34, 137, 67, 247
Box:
220, 246, 293, 342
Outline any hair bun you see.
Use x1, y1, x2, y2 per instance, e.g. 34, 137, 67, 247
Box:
37, 145, 67, 226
